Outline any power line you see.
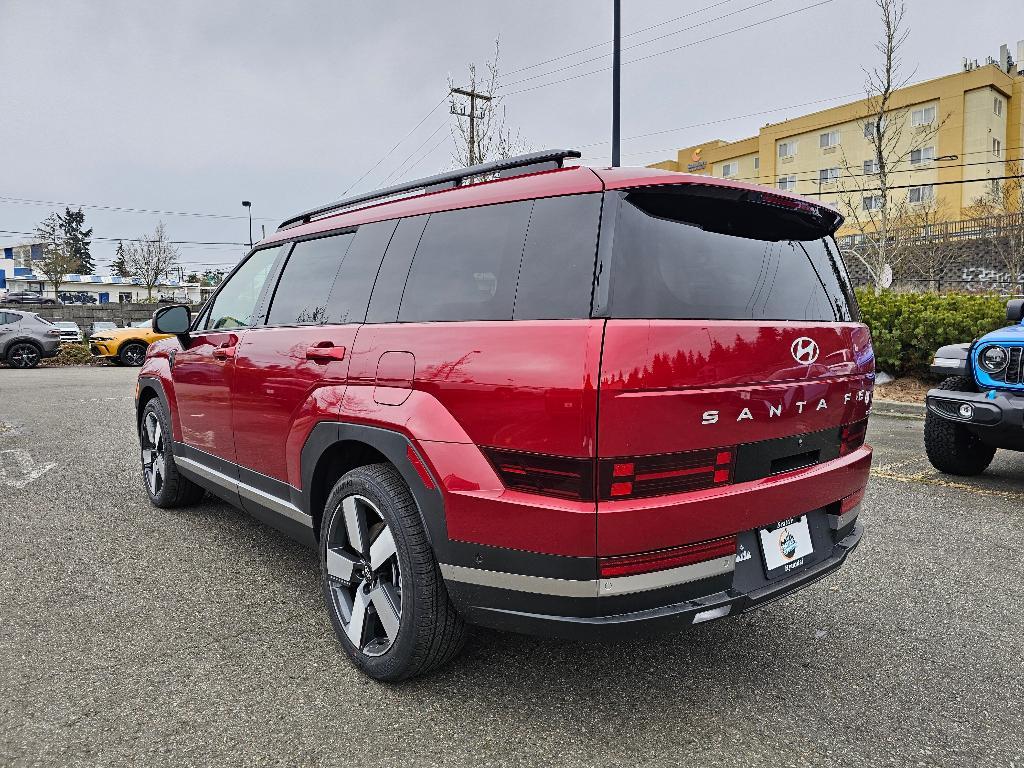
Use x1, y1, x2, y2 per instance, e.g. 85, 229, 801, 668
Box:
378, 120, 450, 188
0, 228, 247, 246
0, 195, 277, 221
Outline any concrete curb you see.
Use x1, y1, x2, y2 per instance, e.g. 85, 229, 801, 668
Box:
872, 398, 926, 419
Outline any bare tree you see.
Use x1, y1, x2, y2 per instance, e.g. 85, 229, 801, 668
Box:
965, 160, 1024, 290
898, 196, 953, 289
35, 213, 81, 299
448, 38, 528, 168
124, 222, 180, 302
838, 0, 945, 293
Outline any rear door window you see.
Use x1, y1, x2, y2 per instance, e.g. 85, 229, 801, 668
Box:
365, 216, 429, 324
514, 194, 601, 320
267, 233, 355, 325
398, 201, 533, 322
325, 219, 399, 324
603, 188, 854, 321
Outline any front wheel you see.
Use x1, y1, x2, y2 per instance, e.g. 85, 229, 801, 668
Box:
6, 342, 41, 369
924, 375, 996, 476
139, 399, 205, 507
321, 463, 465, 682
120, 342, 147, 367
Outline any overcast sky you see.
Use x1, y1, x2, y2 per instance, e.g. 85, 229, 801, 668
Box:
0, 0, 1019, 274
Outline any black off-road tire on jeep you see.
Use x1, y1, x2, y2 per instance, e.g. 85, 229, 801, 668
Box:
320, 463, 466, 682
924, 375, 996, 476
139, 398, 206, 507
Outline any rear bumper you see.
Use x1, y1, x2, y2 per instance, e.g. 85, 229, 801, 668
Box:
444, 515, 863, 640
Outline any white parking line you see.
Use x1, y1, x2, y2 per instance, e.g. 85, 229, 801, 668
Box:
0, 449, 57, 489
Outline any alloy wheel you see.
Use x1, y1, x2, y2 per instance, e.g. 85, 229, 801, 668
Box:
140, 411, 166, 497
122, 344, 146, 366
8, 343, 39, 369
325, 494, 402, 657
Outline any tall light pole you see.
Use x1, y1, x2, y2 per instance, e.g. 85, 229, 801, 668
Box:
611, 0, 621, 167
241, 200, 252, 248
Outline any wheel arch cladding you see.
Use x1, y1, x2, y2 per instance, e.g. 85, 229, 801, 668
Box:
136, 377, 171, 437
301, 422, 447, 552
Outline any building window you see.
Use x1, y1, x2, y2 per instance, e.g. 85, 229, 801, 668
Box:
863, 195, 884, 211
818, 167, 839, 183
908, 185, 934, 204
910, 146, 935, 165
994, 97, 1003, 117
753, 156, 760, 170
118, 292, 133, 303
819, 130, 841, 149
777, 175, 797, 191
721, 161, 738, 177
778, 140, 797, 159
993, 138, 1002, 157
863, 117, 886, 139
911, 106, 936, 127
991, 180, 1001, 196
863, 158, 880, 175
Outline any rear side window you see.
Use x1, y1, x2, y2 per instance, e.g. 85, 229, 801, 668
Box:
267, 233, 355, 325
399, 201, 533, 322
514, 194, 601, 320
604, 189, 853, 321
326, 220, 398, 324
366, 216, 429, 324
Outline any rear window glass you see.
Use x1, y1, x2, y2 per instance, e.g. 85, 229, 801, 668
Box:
366, 216, 429, 324
604, 189, 855, 321
514, 194, 601, 320
268, 234, 355, 325
399, 201, 533, 323
326, 220, 399, 325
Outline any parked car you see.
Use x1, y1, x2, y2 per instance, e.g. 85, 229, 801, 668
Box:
158, 293, 190, 304
90, 320, 170, 366
58, 292, 98, 305
89, 321, 118, 340
4, 291, 58, 305
53, 321, 83, 343
135, 150, 873, 682
925, 298, 1024, 474
0, 310, 61, 368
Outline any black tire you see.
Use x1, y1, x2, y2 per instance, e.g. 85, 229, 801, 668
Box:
6, 341, 41, 369
139, 398, 205, 507
320, 463, 466, 682
924, 375, 996, 476
119, 342, 147, 367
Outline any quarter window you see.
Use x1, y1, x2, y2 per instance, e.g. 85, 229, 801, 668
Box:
326, 220, 398, 324
204, 245, 282, 331
398, 201, 533, 322
267, 234, 355, 325
365, 216, 429, 324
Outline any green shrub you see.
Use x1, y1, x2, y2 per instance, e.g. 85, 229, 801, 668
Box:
855, 290, 1008, 378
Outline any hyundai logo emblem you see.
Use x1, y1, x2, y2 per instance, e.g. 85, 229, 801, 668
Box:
791, 337, 819, 365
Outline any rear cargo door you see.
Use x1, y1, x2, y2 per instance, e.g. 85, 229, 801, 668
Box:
594, 186, 874, 554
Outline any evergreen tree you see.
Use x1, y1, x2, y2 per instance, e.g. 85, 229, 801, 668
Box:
57, 207, 94, 274
111, 240, 133, 277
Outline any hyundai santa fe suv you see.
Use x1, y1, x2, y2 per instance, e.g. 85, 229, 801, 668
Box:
136, 150, 873, 681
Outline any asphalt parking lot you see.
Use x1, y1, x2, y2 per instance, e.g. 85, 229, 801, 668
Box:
1, 367, 1022, 767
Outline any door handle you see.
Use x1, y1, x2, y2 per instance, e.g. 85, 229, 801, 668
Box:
213, 344, 236, 360
305, 342, 346, 362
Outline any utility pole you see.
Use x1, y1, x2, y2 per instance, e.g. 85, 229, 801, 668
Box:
451, 86, 492, 166
611, 0, 621, 167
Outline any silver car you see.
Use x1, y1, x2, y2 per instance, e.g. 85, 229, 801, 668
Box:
54, 321, 83, 343
0, 310, 62, 368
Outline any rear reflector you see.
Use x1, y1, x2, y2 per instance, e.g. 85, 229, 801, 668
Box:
482, 447, 595, 501
599, 535, 737, 578
840, 486, 866, 514
406, 445, 435, 490
840, 419, 868, 456
598, 447, 734, 500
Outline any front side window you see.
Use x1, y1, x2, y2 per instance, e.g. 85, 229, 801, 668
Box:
398, 201, 532, 322
267, 233, 355, 325
204, 245, 282, 331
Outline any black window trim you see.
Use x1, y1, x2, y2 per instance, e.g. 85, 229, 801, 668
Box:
193, 242, 289, 334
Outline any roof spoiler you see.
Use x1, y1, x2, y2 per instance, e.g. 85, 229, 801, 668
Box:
278, 149, 582, 231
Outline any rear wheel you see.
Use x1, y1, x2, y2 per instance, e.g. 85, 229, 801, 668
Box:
139, 399, 205, 507
924, 375, 996, 476
321, 463, 465, 682
6, 342, 41, 369
120, 342, 147, 367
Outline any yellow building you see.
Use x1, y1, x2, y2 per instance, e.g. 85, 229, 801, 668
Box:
650, 43, 1024, 233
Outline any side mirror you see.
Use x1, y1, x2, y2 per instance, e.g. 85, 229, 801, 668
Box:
153, 304, 192, 343
1007, 299, 1024, 324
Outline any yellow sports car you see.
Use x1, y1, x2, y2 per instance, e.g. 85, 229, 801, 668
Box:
89, 321, 172, 367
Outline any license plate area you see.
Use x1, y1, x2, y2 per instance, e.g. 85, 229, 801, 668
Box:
758, 516, 814, 579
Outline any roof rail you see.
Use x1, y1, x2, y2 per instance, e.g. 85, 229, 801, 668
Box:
277, 149, 582, 230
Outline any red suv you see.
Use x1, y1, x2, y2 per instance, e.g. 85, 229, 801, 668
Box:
137, 150, 873, 681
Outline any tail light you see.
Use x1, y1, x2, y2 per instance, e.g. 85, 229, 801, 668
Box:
840, 419, 868, 455
483, 448, 594, 501
599, 535, 737, 578
598, 447, 734, 501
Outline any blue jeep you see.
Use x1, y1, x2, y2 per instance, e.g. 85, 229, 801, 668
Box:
925, 298, 1024, 474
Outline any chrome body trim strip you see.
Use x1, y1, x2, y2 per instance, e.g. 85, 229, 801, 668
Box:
598, 555, 736, 596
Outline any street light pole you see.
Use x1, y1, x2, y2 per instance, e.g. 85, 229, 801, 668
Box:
241, 200, 253, 249
611, 0, 621, 167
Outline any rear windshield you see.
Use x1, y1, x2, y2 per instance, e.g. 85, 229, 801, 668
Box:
603, 187, 857, 322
